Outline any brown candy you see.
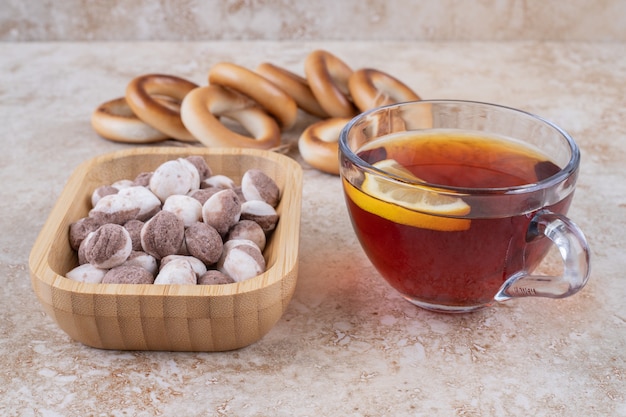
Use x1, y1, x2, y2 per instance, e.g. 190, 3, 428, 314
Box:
82, 223, 132, 269
185, 155, 212, 181
227, 220, 266, 251
131, 171, 153, 187
198, 270, 235, 285
188, 188, 221, 206
69, 216, 101, 251
184, 222, 223, 265
102, 265, 155, 284
123, 219, 144, 251
91, 185, 118, 207
140, 210, 185, 259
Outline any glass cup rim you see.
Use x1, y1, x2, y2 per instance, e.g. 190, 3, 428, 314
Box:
339, 99, 580, 195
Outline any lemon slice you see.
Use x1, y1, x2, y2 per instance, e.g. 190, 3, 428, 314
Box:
368, 158, 420, 181
344, 159, 471, 232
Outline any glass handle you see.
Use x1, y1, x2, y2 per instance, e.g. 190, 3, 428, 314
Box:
495, 210, 591, 301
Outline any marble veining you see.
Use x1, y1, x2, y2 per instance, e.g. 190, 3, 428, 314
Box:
1, 0, 625, 41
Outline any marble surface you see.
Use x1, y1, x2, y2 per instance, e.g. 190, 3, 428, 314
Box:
2, 0, 626, 42
1, 41, 625, 416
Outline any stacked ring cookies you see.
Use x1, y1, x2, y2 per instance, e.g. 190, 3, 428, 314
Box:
91, 97, 170, 144
348, 68, 421, 112
91, 74, 199, 144
256, 62, 329, 119
208, 62, 299, 130
125, 74, 199, 142
90, 50, 421, 175
297, 50, 420, 174
298, 118, 352, 176
180, 85, 282, 150
304, 50, 358, 119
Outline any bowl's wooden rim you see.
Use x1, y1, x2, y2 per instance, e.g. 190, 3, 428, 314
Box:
29, 147, 303, 298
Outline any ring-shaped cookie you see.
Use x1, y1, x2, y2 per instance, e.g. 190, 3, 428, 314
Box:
304, 50, 358, 119
348, 68, 421, 112
125, 74, 199, 142
91, 97, 170, 143
181, 85, 281, 150
256, 62, 329, 119
208, 62, 298, 130
298, 117, 351, 175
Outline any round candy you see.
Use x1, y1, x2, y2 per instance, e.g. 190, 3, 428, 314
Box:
83, 223, 133, 269
140, 210, 185, 259
102, 265, 155, 284
202, 189, 242, 236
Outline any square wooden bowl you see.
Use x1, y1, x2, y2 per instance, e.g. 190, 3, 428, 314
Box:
29, 147, 302, 352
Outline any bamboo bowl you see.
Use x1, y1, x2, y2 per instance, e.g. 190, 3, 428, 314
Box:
29, 147, 302, 352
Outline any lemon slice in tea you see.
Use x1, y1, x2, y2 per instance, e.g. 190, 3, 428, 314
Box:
344, 159, 471, 232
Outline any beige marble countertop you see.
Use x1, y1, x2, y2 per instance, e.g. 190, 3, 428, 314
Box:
1, 41, 625, 416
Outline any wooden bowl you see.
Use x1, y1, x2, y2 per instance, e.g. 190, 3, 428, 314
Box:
29, 147, 302, 351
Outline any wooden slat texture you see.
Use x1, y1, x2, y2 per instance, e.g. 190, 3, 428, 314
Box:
29, 147, 302, 351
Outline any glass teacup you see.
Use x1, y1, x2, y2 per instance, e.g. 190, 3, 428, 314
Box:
339, 100, 590, 313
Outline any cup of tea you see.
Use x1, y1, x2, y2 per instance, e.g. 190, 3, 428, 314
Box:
339, 100, 591, 313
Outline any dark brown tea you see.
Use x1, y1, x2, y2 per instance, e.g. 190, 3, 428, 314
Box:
343, 131, 571, 310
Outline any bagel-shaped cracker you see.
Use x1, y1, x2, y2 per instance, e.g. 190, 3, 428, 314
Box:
256, 62, 329, 119
304, 50, 358, 119
348, 68, 421, 112
298, 117, 351, 175
181, 85, 281, 150
208, 62, 298, 130
125, 74, 198, 142
91, 97, 170, 143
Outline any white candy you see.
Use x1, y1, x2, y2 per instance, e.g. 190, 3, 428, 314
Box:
118, 186, 162, 221
66, 263, 107, 283
161, 255, 207, 277
178, 158, 201, 191
222, 238, 258, 251
163, 194, 202, 227
122, 251, 159, 276
111, 179, 134, 190
218, 239, 265, 282
202, 174, 235, 190
149, 159, 197, 202
154, 258, 197, 285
